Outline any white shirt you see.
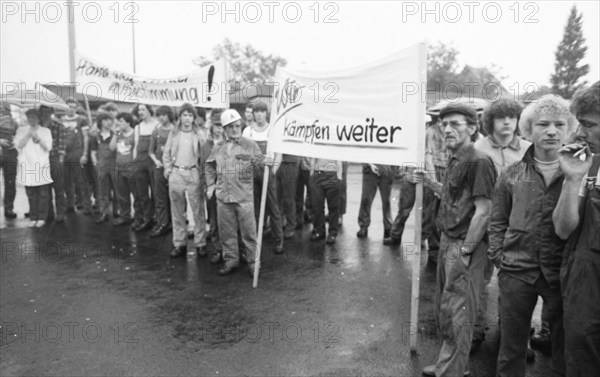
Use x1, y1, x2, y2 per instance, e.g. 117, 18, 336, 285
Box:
14, 126, 53, 186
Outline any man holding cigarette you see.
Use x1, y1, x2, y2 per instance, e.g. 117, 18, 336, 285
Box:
553, 81, 600, 376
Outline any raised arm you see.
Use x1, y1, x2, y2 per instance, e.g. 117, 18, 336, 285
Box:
553, 144, 592, 239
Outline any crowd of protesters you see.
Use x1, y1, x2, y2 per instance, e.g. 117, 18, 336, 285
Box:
1, 80, 598, 376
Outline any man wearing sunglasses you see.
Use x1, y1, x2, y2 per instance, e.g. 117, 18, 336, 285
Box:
418, 103, 497, 377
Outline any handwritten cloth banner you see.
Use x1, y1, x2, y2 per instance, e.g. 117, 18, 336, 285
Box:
74, 51, 229, 108
267, 43, 427, 166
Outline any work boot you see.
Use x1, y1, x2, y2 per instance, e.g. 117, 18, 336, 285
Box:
422, 365, 469, 376
170, 246, 187, 258
530, 330, 552, 349
113, 217, 132, 226
530, 329, 551, 353
149, 224, 169, 238
95, 213, 109, 224
219, 262, 239, 276
274, 241, 284, 255
196, 246, 207, 257
283, 229, 295, 240
134, 220, 154, 232
4, 210, 17, 219
326, 233, 337, 244
356, 227, 368, 238
383, 236, 401, 246
310, 231, 325, 241
210, 252, 222, 265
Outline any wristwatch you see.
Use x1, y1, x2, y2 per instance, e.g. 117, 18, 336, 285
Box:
460, 246, 470, 256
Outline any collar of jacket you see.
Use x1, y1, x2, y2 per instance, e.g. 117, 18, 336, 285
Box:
521, 144, 565, 182
487, 134, 522, 150
449, 142, 475, 163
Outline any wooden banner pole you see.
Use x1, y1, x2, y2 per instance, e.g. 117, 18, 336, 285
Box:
253, 164, 270, 288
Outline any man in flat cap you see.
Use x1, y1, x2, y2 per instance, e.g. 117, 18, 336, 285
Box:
417, 103, 497, 376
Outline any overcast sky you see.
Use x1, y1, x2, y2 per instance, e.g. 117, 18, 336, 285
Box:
2, 0, 599, 94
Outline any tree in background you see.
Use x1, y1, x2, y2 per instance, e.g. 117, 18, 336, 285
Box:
193, 38, 287, 86
550, 5, 590, 99
427, 41, 508, 99
427, 41, 459, 90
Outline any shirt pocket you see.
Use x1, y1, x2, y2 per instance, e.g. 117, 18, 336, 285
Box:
446, 165, 466, 202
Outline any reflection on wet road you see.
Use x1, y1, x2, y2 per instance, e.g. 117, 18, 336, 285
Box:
1, 164, 552, 376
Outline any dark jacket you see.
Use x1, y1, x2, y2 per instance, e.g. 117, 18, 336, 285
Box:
488, 145, 567, 289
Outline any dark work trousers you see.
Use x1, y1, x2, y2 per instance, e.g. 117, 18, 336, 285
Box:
47, 155, 66, 219
277, 160, 299, 233
310, 171, 340, 236
218, 200, 256, 266
497, 273, 565, 377
25, 184, 50, 221
63, 158, 91, 211
390, 179, 441, 249
95, 162, 116, 216
339, 162, 348, 217
207, 193, 221, 251
1, 148, 18, 212
153, 166, 170, 227
563, 254, 600, 376
134, 154, 154, 223
116, 164, 140, 222
85, 159, 97, 207
253, 168, 283, 243
433, 233, 488, 377
295, 167, 312, 226
357, 169, 393, 233
561, 176, 600, 377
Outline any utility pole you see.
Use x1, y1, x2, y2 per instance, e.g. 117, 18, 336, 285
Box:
67, 0, 76, 90
132, 22, 137, 74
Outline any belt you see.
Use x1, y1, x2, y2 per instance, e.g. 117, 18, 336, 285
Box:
174, 165, 198, 170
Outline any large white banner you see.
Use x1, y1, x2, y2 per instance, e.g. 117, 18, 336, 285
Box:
74, 51, 229, 108
267, 43, 427, 166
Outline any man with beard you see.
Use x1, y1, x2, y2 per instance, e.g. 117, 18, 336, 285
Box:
419, 103, 496, 376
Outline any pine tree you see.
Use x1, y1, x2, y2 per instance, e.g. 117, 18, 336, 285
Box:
550, 6, 590, 99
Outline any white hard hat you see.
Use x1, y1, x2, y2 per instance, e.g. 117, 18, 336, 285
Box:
220, 109, 241, 127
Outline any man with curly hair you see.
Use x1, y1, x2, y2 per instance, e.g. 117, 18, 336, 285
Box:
490, 94, 578, 376
553, 81, 600, 376
472, 99, 532, 351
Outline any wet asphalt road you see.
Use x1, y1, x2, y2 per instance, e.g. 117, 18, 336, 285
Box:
1, 163, 552, 376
